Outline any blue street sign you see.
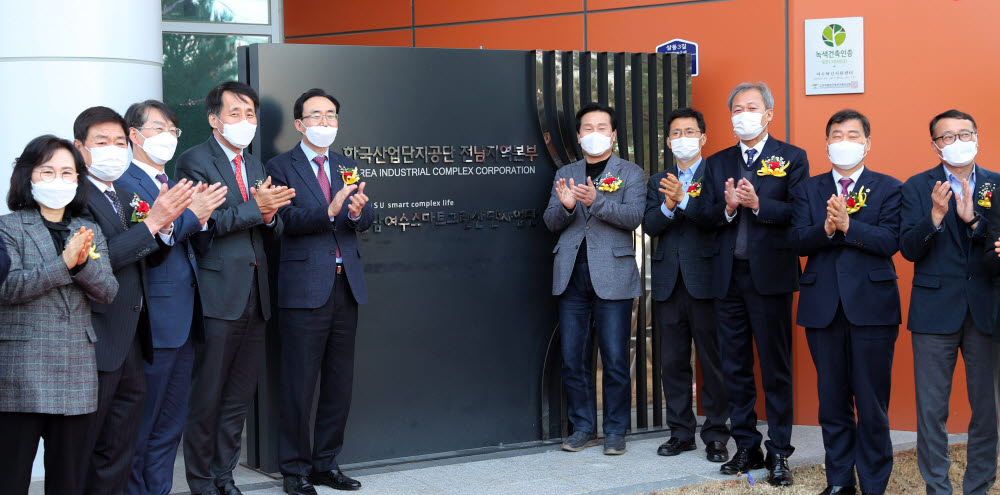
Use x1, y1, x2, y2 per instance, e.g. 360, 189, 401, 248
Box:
656, 39, 699, 77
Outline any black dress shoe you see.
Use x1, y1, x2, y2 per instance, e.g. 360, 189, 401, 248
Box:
283, 474, 318, 495
705, 441, 729, 463
765, 451, 794, 486
310, 469, 362, 491
719, 446, 764, 474
216, 480, 242, 495
657, 437, 696, 456
819, 486, 857, 495
193, 490, 221, 495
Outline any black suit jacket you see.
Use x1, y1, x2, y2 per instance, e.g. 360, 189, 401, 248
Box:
900, 164, 999, 335
687, 136, 809, 298
174, 137, 282, 321
84, 181, 164, 371
792, 168, 902, 328
642, 164, 716, 301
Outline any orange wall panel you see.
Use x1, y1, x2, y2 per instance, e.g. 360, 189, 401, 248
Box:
588, 0, 695, 10
415, 16, 585, 51
586, 0, 788, 158
285, 0, 411, 38
287, 30, 413, 47
414, 0, 581, 25
789, 0, 1000, 433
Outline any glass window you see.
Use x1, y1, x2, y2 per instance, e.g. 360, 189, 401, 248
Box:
161, 33, 268, 173
162, 0, 269, 24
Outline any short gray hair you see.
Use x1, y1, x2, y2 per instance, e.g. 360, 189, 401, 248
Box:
727, 82, 774, 111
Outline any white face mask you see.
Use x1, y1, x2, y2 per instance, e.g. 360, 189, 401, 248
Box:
136, 130, 178, 165
827, 140, 868, 170
31, 179, 78, 209
302, 123, 338, 148
731, 111, 768, 141
670, 137, 702, 162
580, 131, 613, 156
938, 139, 978, 166
216, 117, 257, 149
86, 145, 130, 181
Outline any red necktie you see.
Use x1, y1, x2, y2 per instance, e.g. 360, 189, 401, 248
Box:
839, 178, 853, 196
314, 156, 341, 259
233, 155, 248, 202
313, 156, 332, 203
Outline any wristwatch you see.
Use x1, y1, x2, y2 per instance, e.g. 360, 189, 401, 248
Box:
966, 212, 982, 228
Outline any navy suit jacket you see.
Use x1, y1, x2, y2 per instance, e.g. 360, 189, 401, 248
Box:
84, 181, 164, 371
642, 165, 716, 301
115, 163, 214, 347
792, 168, 902, 328
266, 144, 374, 307
687, 137, 809, 298
900, 164, 1000, 335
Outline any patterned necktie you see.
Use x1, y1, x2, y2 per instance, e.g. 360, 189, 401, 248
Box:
745, 148, 757, 168
233, 155, 248, 202
155, 173, 169, 185
313, 156, 341, 259
839, 178, 853, 197
313, 156, 332, 204
104, 189, 128, 228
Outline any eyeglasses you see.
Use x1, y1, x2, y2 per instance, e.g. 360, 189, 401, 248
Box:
669, 129, 703, 139
136, 126, 182, 138
932, 130, 976, 146
301, 112, 339, 124
34, 169, 79, 183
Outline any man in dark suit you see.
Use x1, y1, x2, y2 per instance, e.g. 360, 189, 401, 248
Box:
792, 110, 901, 495
900, 109, 1000, 495
544, 103, 645, 456
119, 99, 227, 495
687, 82, 808, 486
266, 88, 374, 494
642, 107, 729, 463
175, 81, 295, 495
72, 106, 195, 495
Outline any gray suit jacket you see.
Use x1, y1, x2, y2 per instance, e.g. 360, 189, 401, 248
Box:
544, 154, 644, 300
175, 137, 283, 321
0, 209, 117, 415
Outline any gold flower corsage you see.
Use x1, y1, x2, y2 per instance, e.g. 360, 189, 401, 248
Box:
339, 165, 360, 185
597, 173, 622, 192
686, 178, 703, 197
845, 185, 869, 214
977, 183, 994, 208
757, 156, 789, 177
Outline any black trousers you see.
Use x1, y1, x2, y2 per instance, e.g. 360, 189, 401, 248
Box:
83, 337, 147, 495
806, 305, 897, 494
279, 271, 359, 476
655, 281, 729, 444
0, 411, 92, 495
715, 260, 794, 456
184, 274, 265, 493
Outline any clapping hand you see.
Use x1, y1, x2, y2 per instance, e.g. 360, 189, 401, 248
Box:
659, 174, 682, 210
251, 177, 296, 224
555, 178, 576, 210
954, 178, 978, 229
736, 178, 759, 210
63, 226, 95, 269
930, 181, 952, 228
346, 182, 369, 219
724, 178, 740, 215
571, 177, 597, 207
826, 194, 849, 233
